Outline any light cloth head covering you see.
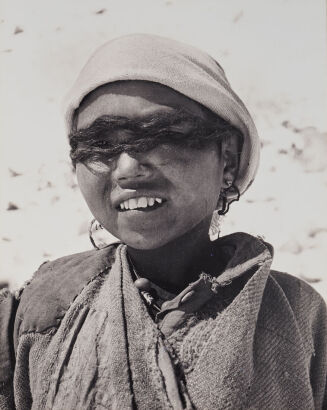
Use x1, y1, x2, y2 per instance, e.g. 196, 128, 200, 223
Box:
63, 33, 260, 195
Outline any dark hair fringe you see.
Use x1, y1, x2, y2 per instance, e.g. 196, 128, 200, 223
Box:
69, 109, 243, 168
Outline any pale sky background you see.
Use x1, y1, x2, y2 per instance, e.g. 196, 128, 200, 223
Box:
0, 0, 326, 297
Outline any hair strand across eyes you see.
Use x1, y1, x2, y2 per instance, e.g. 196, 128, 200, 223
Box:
69, 109, 243, 168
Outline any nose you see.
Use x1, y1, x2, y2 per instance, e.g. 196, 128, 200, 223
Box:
112, 152, 153, 187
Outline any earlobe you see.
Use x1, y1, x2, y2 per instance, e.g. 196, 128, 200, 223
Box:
221, 175, 233, 189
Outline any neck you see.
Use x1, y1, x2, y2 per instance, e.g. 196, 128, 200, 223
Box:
127, 218, 215, 293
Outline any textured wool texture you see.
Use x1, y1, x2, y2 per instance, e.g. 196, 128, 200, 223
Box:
1, 233, 327, 409
63, 33, 260, 196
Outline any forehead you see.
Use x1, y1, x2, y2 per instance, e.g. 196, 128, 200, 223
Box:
76, 81, 212, 130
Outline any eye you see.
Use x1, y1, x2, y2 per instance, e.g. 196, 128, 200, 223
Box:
83, 156, 117, 174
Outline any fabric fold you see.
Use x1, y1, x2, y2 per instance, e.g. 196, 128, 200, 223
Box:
10, 233, 324, 409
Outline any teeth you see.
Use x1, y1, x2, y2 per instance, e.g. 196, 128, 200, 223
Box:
137, 197, 148, 208
119, 196, 163, 210
129, 198, 138, 210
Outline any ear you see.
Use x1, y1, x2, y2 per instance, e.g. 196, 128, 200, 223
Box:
220, 133, 240, 188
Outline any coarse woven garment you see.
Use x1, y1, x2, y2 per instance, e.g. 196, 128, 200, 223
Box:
63, 33, 260, 197
0, 233, 326, 409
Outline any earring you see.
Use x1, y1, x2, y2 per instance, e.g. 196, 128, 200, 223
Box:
89, 218, 104, 249
209, 210, 222, 241
88, 219, 119, 249
217, 183, 241, 216
217, 179, 233, 215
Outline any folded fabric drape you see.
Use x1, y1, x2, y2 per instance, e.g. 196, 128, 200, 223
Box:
5, 233, 326, 408
28, 240, 276, 409
30, 245, 193, 409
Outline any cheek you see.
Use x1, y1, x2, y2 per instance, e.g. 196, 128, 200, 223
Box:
76, 164, 109, 214
166, 158, 222, 228
202, 160, 224, 203
175, 153, 222, 204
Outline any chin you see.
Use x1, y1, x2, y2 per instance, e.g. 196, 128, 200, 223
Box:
119, 230, 177, 250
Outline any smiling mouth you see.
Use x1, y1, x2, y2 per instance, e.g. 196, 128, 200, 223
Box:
117, 196, 166, 212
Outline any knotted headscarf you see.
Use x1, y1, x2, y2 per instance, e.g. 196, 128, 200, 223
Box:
63, 33, 260, 195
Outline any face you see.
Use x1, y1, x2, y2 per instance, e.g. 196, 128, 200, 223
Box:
75, 81, 225, 249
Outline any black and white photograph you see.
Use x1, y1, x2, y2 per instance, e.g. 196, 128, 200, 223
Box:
0, 0, 326, 408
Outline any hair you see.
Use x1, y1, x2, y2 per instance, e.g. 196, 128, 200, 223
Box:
69, 108, 243, 169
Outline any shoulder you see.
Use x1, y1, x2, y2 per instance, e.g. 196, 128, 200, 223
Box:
14, 244, 119, 339
262, 270, 327, 406
269, 269, 326, 311
0, 288, 18, 383
267, 270, 327, 348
